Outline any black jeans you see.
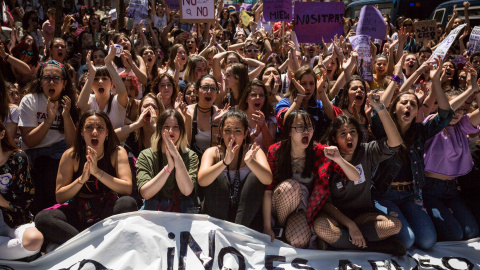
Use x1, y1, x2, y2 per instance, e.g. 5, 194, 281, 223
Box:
35, 196, 137, 245
201, 172, 264, 228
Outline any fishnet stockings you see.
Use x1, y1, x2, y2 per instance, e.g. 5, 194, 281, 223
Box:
313, 213, 342, 244
354, 212, 402, 240
285, 212, 311, 248
272, 179, 301, 227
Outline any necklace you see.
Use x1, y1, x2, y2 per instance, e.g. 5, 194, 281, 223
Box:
197, 105, 211, 113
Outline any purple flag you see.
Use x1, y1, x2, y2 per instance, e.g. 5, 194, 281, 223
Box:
264, 0, 292, 22
294, 2, 344, 44
240, 3, 253, 11
356, 5, 386, 40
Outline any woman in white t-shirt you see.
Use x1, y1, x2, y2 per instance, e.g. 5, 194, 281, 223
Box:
18, 60, 78, 156
77, 44, 128, 129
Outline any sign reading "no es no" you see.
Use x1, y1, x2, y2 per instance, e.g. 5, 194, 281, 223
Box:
180, 0, 215, 23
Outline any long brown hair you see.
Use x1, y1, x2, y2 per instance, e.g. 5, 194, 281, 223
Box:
0, 73, 11, 123
72, 110, 120, 160
285, 66, 317, 105
389, 92, 419, 161
150, 73, 179, 107
135, 93, 165, 150
237, 79, 273, 119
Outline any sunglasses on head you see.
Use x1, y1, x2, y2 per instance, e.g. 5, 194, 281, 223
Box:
21, 50, 34, 56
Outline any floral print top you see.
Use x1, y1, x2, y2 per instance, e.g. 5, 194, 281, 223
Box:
0, 150, 34, 228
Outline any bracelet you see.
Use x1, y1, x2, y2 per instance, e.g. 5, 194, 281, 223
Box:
391, 75, 403, 85
3, 54, 9, 61
374, 104, 386, 112
164, 166, 172, 174
98, 170, 105, 181
222, 159, 228, 166
215, 42, 219, 46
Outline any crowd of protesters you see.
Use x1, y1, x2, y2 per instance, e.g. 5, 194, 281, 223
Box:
1, 0, 480, 261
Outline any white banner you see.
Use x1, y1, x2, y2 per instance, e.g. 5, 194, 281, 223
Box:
430, 24, 466, 61
1, 211, 479, 269
468, 26, 480, 56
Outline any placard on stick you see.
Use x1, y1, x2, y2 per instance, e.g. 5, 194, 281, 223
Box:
414, 20, 437, 42
294, 2, 344, 43
180, 0, 215, 23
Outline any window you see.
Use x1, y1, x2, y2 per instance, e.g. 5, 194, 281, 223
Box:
433, 8, 445, 23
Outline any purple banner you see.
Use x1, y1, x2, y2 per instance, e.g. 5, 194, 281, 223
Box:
294, 2, 344, 44
166, 0, 180, 10
356, 5, 386, 40
240, 3, 253, 11
264, 0, 292, 22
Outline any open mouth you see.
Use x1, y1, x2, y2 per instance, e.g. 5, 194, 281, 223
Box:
405, 111, 411, 117
254, 102, 261, 108
301, 135, 309, 145
58, 52, 63, 57
327, 69, 333, 75
346, 142, 354, 149
170, 135, 175, 139
148, 58, 153, 62
205, 97, 212, 102
91, 138, 99, 147
49, 89, 56, 95
408, 63, 414, 68
181, 57, 186, 61
355, 95, 363, 101
98, 88, 105, 94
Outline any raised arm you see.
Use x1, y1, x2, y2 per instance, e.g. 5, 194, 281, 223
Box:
368, 93, 402, 148
106, 44, 128, 108
213, 51, 228, 82
323, 146, 360, 181
78, 51, 96, 112
430, 57, 452, 111
445, 5, 458, 35
381, 53, 406, 106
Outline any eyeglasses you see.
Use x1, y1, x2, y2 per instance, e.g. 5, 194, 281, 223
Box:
199, 85, 218, 92
41, 76, 64, 84
21, 50, 34, 56
249, 93, 265, 98
143, 51, 155, 55
291, 125, 314, 133
246, 49, 259, 53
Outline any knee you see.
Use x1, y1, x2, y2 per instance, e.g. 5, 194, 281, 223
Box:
313, 216, 340, 244
390, 216, 403, 235
274, 179, 301, 197
415, 230, 437, 250
397, 226, 415, 249
287, 236, 310, 249
34, 210, 55, 229
22, 228, 44, 252
464, 223, 479, 240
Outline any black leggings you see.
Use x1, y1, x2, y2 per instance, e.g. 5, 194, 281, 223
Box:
201, 172, 264, 228
35, 196, 137, 245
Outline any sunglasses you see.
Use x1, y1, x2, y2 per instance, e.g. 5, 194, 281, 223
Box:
246, 49, 259, 53
21, 50, 34, 56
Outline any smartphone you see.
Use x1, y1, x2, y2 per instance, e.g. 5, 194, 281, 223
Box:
273, 228, 283, 238
352, 26, 357, 31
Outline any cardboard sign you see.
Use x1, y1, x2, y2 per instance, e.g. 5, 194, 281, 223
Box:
294, 2, 344, 44
349, 35, 373, 81
264, 0, 292, 22
165, 0, 180, 10
127, 0, 148, 23
240, 10, 253, 27
356, 5, 386, 40
468, 26, 480, 55
414, 20, 437, 42
430, 24, 466, 61
180, 0, 215, 23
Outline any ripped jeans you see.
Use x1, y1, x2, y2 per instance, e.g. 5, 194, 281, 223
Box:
373, 189, 437, 250
423, 177, 479, 241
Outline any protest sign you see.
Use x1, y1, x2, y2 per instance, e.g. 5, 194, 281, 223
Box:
468, 26, 480, 55
356, 5, 386, 40
430, 24, 466, 61
264, 0, 292, 22
349, 35, 373, 81
180, 0, 215, 23
414, 20, 437, 42
127, 0, 148, 23
294, 2, 344, 44
1, 212, 478, 269
241, 10, 253, 27
109, 8, 117, 21
240, 3, 253, 11
165, 0, 180, 10
452, 55, 468, 70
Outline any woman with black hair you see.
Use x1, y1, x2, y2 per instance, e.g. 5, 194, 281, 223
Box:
0, 40, 31, 84
11, 36, 40, 88
263, 110, 360, 248
34, 110, 137, 246
77, 44, 127, 129
22, 10, 44, 54
113, 33, 148, 85
198, 110, 272, 229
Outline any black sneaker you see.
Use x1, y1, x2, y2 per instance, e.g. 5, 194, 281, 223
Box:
365, 237, 407, 257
